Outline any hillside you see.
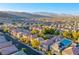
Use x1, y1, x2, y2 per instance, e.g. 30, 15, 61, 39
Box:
0, 11, 51, 19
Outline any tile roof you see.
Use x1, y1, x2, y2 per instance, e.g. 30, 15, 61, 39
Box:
0, 41, 12, 49
42, 36, 62, 46
72, 47, 79, 55
0, 36, 7, 43
62, 46, 79, 55
0, 45, 18, 55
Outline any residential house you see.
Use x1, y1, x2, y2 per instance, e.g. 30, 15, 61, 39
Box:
50, 38, 72, 55
31, 26, 43, 32
10, 29, 17, 37
16, 31, 22, 39
30, 34, 37, 41
0, 36, 7, 43
20, 31, 31, 44
0, 41, 12, 49
36, 37, 44, 42
0, 45, 18, 55
40, 36, 62, 52
11, 29, 22, 38
62, 46, 79, 55
74, 37, 79, 44
35, 37, 44, 49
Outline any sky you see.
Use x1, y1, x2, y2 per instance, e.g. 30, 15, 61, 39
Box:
0, 3, 79, 14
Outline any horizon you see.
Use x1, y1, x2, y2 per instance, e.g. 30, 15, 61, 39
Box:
0, 3, 79, 15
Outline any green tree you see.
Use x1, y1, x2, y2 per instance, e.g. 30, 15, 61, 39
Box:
31, 39, 40, 49
31, 29, 39, 34
42, 28, 56, 35
3, 26, 9, 32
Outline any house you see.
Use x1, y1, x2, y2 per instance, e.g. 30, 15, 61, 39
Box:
50, 38, 72, 55
62, 46, 79, 55
0, 32, 4, 36
40, 36, 62, 52
16, 31, 22, 39
30, 34, 38, 44
30, 34, 37, 41
11, 29, 31, 43
36, 37, 44, 42
10, 29, 20, 37
0, 45, 18, 55
0, 36, 7, 43
50, 35, 63, 43
74, 37, 79, 43
11, 29, 22, 38
10, 29, 16, 36
0, 41, 12, 49
21, 30, 30, 37
35, 37, 44, 49
31, 26, 43, 32
20, 31, 31, 43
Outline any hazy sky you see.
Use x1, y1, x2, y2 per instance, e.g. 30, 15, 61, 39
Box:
0, 3, 79, 14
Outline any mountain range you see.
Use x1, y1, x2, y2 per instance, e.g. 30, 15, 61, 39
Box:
0, 11, 78, 21
0, 11, 51, 19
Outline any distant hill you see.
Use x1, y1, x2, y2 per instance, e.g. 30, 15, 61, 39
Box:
34, 12, 79, 22
34, 12, 59, 17
0, 11, 79, 23
34, 12, 77, 17
0, 11, 26, 19
0, 11, 51, 20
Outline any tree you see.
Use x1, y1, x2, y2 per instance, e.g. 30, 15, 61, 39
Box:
25, 37, 30, 44
31, 39, 40, 49
37, 32, 44, 37
43, 28, 56, 35
62, 30, 79, 43
54, 30, 60, 35
19, 36, 24, 42
19, 35, 30, 44
31, 29, 39, 34
3, 26, 9, 32
72, 31, 78, 40
62, 31, 71, 38
77, 31, 79, 37
71, 31, 79, 43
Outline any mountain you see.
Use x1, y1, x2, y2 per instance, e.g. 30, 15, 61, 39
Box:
34, 12, 58, 17
0, 11, 79, 23
34, 12, 77, 17
0, 11, 76, 20
0, 11, 26, 19
0, 11, 51, 19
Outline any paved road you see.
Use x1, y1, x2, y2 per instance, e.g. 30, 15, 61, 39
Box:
3, 32, 43, 55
